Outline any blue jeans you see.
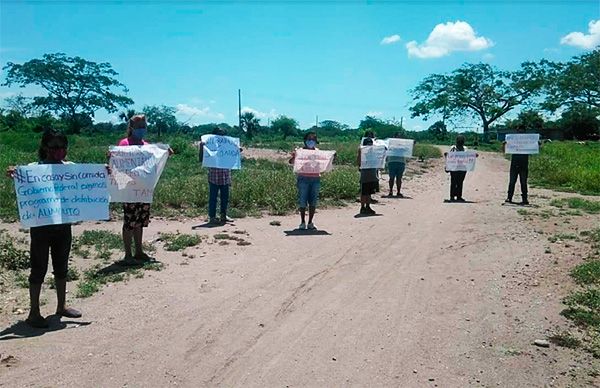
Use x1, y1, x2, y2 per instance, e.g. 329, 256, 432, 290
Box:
297, 176, 320, 208
208, 183, 230, 218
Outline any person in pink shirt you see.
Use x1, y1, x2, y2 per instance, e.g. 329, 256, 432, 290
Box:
116, 115, 152, 264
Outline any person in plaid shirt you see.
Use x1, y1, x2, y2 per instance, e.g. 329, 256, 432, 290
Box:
199, 127, 239, 224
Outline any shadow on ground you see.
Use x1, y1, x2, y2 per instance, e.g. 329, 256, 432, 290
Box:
0, 316, 91, 341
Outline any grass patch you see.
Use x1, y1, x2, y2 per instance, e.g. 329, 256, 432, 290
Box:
550, 197, 600, 214
160, 232, 202, 251
75, 261, 163, 298
548, 233, 578, 243
213, 233, 251, 245
549, 331, 581, 349
0, 230, 29, 271
13, 271, 29, 288
530, 141, 600, 195
572, 261, 600, 286
562, 287, 600, 328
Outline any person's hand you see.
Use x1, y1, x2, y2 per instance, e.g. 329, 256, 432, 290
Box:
239, 147, 243, 152
106, 150, 112, 159
168, 147, 175, 156
6, 166, 16, 179
105, 164, 112, 175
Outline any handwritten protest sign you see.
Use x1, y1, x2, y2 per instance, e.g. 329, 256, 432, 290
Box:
385, 138, 414, 158
360, 145, 387, 169
505, 134, 540, 154
445, 150, 477, 172
108, 144, 170, 203
293, 149, 336, 174
13, 164, 109, 227
201, 135, 241, 169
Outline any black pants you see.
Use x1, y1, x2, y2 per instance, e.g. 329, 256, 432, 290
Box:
450, 171, 467, 199
29, 224, 72, 284
507, 163, 528, 201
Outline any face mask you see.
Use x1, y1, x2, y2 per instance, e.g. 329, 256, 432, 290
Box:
305, 140, 316, 149
132, 128, 147, 140
49, 148, 67, 162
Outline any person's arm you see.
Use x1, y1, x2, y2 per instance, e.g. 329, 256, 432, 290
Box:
356, 148, 361, 169
5, 166, 16, 178
288, 150, 296, 165
198, 141, 204, 164
501, 141, 506, 153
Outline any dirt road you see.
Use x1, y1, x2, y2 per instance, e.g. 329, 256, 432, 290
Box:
1, 151, 597, 387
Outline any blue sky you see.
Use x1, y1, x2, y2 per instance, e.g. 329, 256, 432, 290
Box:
1, 1, 599, 131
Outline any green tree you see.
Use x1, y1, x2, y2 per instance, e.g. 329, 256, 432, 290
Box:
142, 105, 178, 137
427, 120, 448, 141
559, 104, 600, 140
271, 115, 299, 139
410, 62, 545, 141
319, 120, 349, 137
542, 49, 600, 111
118, 109, 137, 123
2, 53, 133, 133
515, 110, 545, 131
240, 111, 260, 139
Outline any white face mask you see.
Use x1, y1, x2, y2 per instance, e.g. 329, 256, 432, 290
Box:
305, 140, 316, 148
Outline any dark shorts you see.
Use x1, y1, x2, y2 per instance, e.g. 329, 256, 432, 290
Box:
123, 203, 151, 230
388, 162, 406, 179
29, 224, 72, 284
361, 181, 379, 195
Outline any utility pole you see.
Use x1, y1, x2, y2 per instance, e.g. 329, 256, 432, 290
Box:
238, 89, 242, 131
315, 115, 318, 128
400, 116, 404, 129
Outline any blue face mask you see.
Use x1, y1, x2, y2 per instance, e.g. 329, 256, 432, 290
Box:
132, 128, 147, 140
305, 140, 317, 149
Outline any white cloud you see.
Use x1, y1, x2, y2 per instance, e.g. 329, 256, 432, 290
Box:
380, 34, 401, 45
406, 21, 493, 59
560, 19, 600, 50
241, 106, 277, 120
176, 103, 225, 124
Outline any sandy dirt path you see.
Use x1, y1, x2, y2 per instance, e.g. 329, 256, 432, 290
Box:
0, 151, 597, 387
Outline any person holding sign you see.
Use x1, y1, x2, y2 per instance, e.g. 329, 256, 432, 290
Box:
114, 115, 172, 264
288, 132, 333, 230
444, 135, 477, 202
357, 137, 380, 214
5, 129, 83, 328
386, 132, 409, 197
502, 126, 540, 205
199, 127, 241, 225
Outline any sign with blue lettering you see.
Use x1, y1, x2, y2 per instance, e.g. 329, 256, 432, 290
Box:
13, 164, 110, 227
201, 135, 241, 170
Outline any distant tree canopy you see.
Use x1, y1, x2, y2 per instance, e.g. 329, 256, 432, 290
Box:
542, 49, 600, 111
427, 120, 448, 141
358, 115, 404, 139
410, 63, 546, 140
240, 111, 261, 139
271, 115, 299, 139
2, 53, 133, 133
142, 105, 178, 137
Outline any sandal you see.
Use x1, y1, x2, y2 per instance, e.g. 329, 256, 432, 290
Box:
25, 315, 49, 329
56, 307, 82, 318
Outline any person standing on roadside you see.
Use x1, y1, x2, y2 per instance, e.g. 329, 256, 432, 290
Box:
503, 125, 536, 205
